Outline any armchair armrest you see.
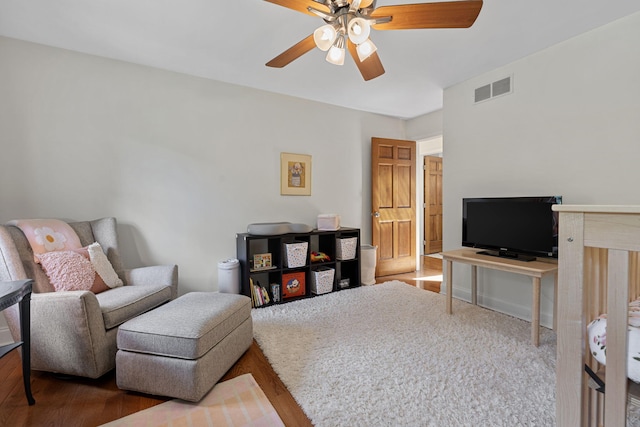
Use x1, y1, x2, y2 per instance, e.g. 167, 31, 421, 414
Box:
124, 264, 178, 299
28, 291, 112, 378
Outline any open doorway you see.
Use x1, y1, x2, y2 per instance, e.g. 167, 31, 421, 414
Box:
419, 137, 444, 290
416, 136, 443, 258
424, 155, 442, 255
373, 135, 443, 291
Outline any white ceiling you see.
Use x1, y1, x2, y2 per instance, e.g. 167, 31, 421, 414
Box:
1, 1, 639, 119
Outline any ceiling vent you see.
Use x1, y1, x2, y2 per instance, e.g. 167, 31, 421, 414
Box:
474, 76, 513, 104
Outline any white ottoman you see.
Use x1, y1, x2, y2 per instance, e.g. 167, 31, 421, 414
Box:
116, 292, 252, 402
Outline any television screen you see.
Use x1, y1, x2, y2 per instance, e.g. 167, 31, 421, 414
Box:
462, 196, 562, 260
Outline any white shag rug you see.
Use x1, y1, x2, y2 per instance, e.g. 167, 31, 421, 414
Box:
251, 281, 557, 427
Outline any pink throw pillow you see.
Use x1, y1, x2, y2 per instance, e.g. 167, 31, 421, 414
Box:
37, 248, 109, 294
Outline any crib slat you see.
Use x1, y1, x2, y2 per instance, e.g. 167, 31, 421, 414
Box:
604, 249, 629, 427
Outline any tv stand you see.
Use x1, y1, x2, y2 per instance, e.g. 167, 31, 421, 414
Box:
477, 250, 536, 262
442, 248, 558, 346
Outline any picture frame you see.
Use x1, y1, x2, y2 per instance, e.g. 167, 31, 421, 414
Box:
252, 253, 273, 271
281, 152, 311, 196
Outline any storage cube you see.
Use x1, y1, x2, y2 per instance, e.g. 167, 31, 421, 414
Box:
311, 267, 335, 295
336, 237, 358, 260
282, 271, 306, 299
317, 214, 340, 231
284, 241, 308, 268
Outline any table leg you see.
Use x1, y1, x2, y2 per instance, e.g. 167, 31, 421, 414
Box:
471, 265, 477, 305
553, 272, 558, 331
446, 259, 453, 314
532, 277, 541, 347
19, 292, 35, 405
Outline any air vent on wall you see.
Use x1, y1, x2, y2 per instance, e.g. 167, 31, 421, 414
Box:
474, 75, 512, 104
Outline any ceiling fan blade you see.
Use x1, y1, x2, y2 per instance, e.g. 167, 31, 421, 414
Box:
266, 34, 317, 68
347, 40, 385, 81
370, 0, 483, 30
264, 0, 330, 17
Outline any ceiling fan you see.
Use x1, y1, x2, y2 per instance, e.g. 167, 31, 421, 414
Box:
264, 0, 483, 81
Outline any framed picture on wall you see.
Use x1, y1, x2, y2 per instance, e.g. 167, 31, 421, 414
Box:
280, 152, 311, 196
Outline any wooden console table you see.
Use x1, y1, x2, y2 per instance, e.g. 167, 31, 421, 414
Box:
442, 249, 558, 346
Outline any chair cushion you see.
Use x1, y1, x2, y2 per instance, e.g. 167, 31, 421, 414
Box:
117, 292, 251, 360
96, 284, 172, 329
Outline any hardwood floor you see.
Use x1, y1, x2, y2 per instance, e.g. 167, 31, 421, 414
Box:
376, 255, 443, 293
0, 341, 311, 427
0, 257, 442, 426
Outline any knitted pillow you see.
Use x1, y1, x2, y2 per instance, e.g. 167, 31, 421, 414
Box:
37, 248, 109, 293
87, 242, 123, 288
36, 242, 123, 293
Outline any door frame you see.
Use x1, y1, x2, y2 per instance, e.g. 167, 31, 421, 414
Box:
416, 136, 443, 261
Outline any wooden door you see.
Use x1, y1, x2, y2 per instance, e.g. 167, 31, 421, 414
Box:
424, 156, 443, 254
371, 137, 416, 276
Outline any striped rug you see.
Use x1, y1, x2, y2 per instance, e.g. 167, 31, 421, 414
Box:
101, 374, 284, 427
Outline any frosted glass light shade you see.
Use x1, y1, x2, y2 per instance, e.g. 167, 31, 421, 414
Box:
347, 17, 370, 45
326, 36, 346, 65
356, 39, 377, 61
313, 25, 337, 51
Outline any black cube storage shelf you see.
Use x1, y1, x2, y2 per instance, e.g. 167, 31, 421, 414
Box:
235, 228, 361, 308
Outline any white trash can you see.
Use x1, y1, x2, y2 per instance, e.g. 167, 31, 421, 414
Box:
218, 258, 240, 293
360, 245, 377, 285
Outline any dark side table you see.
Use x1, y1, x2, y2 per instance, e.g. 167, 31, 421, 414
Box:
0, 279, 35, 405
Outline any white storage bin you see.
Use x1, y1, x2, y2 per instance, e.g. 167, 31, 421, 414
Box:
360, 245, 377, 285
311, 267, 335, 294
283, 241, 308, 268
217, 258, 240, 293
336, 237, 358, 260
317, 214, 340, 231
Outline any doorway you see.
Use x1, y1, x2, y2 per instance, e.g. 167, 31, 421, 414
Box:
372, 136, 443, 292
424, 155, 443, 254
371, 137, 417, 277
417, 136, 443, 258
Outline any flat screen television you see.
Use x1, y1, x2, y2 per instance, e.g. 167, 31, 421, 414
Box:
462, 196, 562, 261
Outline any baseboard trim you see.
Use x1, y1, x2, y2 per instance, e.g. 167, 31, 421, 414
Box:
0, 326, 14, 346
440, 285, 554, 329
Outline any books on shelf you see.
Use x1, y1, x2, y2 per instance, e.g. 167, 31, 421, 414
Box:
250, 278, 274, 308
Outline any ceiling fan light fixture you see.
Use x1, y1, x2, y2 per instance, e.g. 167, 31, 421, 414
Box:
313, 24, 338, 51
326, 36, 346, 66
347, 17, 370, 45
356, 39, 377, 61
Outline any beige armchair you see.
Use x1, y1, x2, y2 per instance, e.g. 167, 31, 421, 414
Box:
0, 217, 178, 378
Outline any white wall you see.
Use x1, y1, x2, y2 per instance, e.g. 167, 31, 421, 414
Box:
0, 36, 406, 301
442, 12, 640, 327
405, 109, 443, 142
